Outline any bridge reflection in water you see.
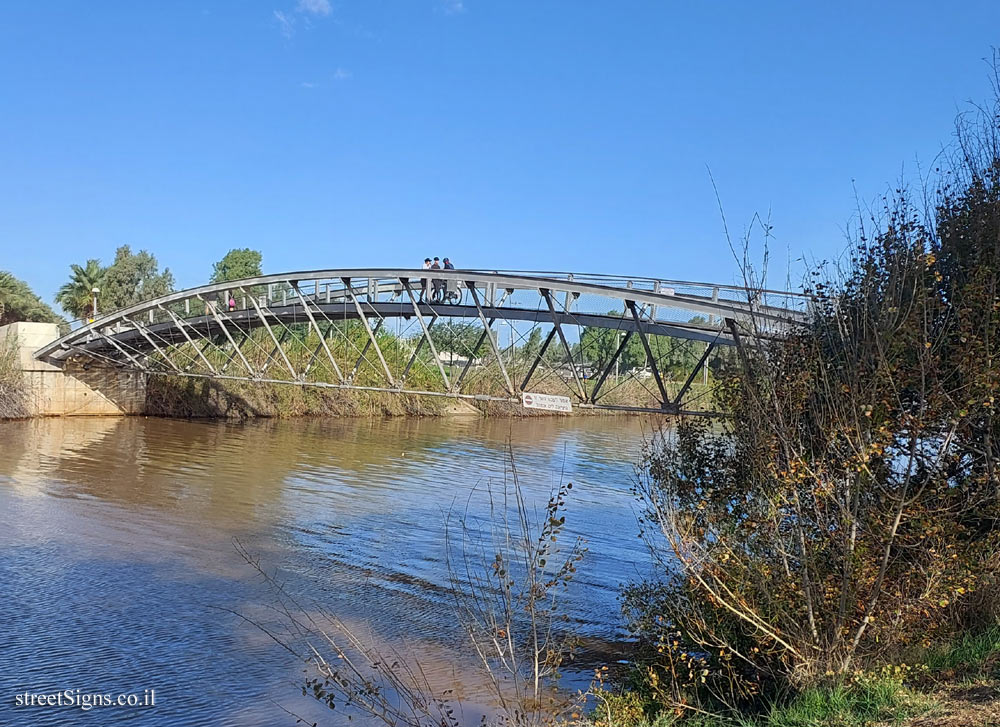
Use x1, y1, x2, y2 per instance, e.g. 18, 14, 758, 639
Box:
34, 269, 806, 415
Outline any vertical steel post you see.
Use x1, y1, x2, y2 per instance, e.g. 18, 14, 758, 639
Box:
465, 281, 514, 395
198, 296, 255, 376
240, 286, 298, 380
589, 330, 633, 403
290, 281, 346, 383
454, 321, 495, 391
542, 288, 587, 401
259, 328, 291, 374
401, 279, 450, 390
626, 299, 670, 407
519, 327, 556, 392
348, 319, 384, 382
340, 277, 394, 386
726, 317, 753, 378
401, 316, 437, 382
673, 338, 718, 409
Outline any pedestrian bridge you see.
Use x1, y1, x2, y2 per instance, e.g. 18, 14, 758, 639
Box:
34, 269, 807, 415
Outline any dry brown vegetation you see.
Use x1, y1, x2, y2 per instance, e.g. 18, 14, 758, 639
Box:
620, 68, 1000, 725
0, 334, 28, 419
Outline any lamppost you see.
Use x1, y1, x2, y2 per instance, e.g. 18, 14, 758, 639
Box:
90, 287, 100, 322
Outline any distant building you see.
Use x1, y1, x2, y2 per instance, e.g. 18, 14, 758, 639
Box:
435, 352, 482, 367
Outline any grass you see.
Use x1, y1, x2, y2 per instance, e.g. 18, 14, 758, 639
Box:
744, 627, 1000, 726
921, 625, 1000, 678
758, 677, 930, 727
588, 675, 934, 727
588, 623, 1000, 727
144, 373, 451, 418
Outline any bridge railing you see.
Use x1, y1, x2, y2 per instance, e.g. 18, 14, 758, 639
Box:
51, 269, 809, 357
479, 269, 810, 304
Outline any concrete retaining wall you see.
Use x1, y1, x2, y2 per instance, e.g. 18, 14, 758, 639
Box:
1, 322, 146, 416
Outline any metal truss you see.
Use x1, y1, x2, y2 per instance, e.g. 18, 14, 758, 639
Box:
34, 269, 806, 415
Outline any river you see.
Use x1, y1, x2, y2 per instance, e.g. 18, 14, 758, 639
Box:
0, 415, 662, 726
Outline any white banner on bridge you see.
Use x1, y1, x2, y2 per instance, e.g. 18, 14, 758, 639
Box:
521, 392, 573, 412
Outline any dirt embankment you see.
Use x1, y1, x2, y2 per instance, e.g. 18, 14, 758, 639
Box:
906, 682, 1000, 727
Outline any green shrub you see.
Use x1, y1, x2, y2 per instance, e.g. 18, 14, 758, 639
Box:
624, 80, 1000, 718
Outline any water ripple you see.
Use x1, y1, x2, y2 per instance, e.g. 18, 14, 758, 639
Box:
0, 415, 660, 726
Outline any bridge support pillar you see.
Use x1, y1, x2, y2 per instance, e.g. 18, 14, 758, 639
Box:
1, 322, 146, 417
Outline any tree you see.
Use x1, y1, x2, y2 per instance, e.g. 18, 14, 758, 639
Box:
520, 327, 543, 362
645, 334, 704, 379
580, 313, 712, 380
626, 92, 1000, 716
0, 271, 64, 328
428, 322, 484, 356
101, 246, 174, 313
55, 259, 106, 320
210, 248, 263, 283
580, 313, 645, 372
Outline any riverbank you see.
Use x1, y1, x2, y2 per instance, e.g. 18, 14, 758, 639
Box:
2, 321, 714, 420
143, 373, 452, 418
585, 626, 1000, 727
143, 374, 684, 419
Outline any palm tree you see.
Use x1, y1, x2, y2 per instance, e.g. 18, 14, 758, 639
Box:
56, 259, 106, 320
0, 271, 63, 327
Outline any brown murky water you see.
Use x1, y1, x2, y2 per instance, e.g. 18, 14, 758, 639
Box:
0, 416, 659, 726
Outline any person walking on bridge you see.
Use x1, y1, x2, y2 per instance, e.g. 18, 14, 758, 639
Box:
430, 257, 443, 303
441, 257, 457, 303
420, 257, 432, 302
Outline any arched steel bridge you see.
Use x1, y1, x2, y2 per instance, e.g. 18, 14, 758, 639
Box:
34, 269, 807, 415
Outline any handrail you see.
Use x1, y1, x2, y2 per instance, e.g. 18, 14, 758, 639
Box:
478, 269, 811, 299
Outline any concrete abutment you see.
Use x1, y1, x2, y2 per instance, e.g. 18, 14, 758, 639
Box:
1, 322, 146, 416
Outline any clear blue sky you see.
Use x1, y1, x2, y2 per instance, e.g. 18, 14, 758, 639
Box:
2, 1, 998, 306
